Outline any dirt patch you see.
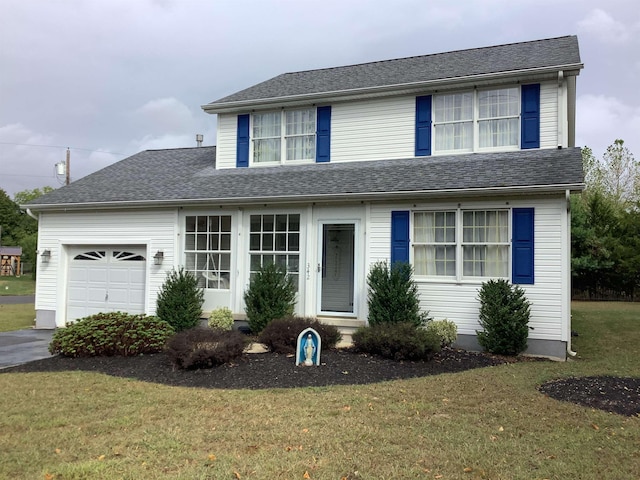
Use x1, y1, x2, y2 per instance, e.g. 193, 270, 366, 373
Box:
539, 375, 640, 417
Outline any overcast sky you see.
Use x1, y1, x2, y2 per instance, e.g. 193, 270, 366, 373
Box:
1, 0, 639, 198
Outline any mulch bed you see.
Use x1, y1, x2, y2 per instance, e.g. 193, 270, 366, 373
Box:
3, 347, 639, 417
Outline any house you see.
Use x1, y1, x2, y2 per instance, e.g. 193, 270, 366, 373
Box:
25, 36, 584, 359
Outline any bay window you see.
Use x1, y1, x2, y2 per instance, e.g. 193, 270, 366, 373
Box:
253, 108, 316, 164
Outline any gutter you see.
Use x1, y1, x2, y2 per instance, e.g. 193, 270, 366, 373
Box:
202, 63, 584, 114
566, 188, 577, 358
25, 182, 586, 212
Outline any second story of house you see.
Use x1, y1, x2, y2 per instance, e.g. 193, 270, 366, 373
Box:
202, 36, 582, 170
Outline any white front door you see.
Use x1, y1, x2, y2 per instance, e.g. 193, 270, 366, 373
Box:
317, 222, 356, 315
67, 247, 146, 322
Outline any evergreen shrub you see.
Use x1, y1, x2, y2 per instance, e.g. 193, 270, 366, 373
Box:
166, 327, 246, 369
476, 279, 532, 355
208, 307, 234, 331
258, 316, 342, 354
243, 262, 296, 334
367, 261, 430, 327
352, 322, 441, 361
156, 268, 204, 332
48, 312, 174, 357
425, 319, 458, 347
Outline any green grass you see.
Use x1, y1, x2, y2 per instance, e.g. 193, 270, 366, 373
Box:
0, 304, 35, 331
0, 302, 639, 479
0, 276, 35, 296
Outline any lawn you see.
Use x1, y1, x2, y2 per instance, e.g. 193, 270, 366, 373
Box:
0, 303, 35, 332
0, 276, 35, 296
0, 302, 639, 479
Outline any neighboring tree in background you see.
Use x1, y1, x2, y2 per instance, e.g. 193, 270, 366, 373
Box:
572, 141, 640, 299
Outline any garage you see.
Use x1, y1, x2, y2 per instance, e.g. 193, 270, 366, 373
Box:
67, 247, 147, 322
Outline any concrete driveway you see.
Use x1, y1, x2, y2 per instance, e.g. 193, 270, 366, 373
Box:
0, 295, 35, 304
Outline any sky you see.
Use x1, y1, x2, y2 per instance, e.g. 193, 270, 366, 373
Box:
1, 0, 639, 199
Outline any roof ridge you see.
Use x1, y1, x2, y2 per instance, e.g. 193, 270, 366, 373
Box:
279, 35, 577, 76
144, 145, 216, 153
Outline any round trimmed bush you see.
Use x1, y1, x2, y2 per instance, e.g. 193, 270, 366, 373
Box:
425, 319, 458, 347
258, 316, 342, 354
48, 312, 174, 358
352, 322, 441, 361
208, 307, 234, 331
166, 327, 247, 369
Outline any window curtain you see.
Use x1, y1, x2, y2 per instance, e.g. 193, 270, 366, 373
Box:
285, 109, 315, 160
253, 112, 281, 163
414, 213, 436, 275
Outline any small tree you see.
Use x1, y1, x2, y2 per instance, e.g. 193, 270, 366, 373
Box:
476, 279, 531, 355
367, 261, 429, 327
243, 262, 296, 334
156, 268, 204, 332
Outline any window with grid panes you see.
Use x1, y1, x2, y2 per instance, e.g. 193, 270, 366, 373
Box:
413, 211, 456, 276
462, 210, 509, 277
433, 87, 519, 153
252, 109, 315, 164
184, 215, 232, 289
249, 214, 300, 287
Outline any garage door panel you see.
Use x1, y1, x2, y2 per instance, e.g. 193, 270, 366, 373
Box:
67, 247, 147, 322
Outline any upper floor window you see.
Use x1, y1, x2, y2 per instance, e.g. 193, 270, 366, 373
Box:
433, 87, 519, 154
253, 108, 316, 164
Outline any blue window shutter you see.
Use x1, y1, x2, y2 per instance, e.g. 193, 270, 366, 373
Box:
512, 208, 534, 284
316, 106, 331, 163
236, 114, 250, 168
391, 211, 410, 265
415, 95, 432, 156
521, 84, 540, 149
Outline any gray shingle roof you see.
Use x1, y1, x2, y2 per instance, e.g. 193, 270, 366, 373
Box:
205, 36, 581, 108
26, 146, 584, 209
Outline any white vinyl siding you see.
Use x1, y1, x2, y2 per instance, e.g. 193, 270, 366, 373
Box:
320, 96, 415, 162
35, 209, 177, 326
216, 113, 239, 169
369, 196, 568, 341
540, 80, 559, 148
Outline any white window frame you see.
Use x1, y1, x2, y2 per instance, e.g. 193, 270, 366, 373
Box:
433, 87, 520, 155
251, 108, 316, 165
184, 215, 232, 290
249, 213, 301, 288
412, 208, 511, 282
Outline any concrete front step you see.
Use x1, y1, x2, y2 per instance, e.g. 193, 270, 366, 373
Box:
317, 316, 365, 347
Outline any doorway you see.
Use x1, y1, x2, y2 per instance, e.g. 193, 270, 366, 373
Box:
318, 223, 355, 314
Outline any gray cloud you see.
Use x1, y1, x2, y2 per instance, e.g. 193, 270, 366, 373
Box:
1, 0, 639, 197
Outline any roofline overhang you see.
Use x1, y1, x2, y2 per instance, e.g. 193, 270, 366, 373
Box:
24, 182, 585, 212
202, 64, 584, 114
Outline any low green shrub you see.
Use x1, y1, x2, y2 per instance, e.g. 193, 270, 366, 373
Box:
477, 279, 532, 355
48, 312, 174, 358
243, 262, 297, 334
352, 322, 441, 361
156, 268, 204, 332
208, 307, 234, 331
165, 327, 247, 369
425, 319, 458, 347
367, 261, 430, 327
258, 316, 342, 354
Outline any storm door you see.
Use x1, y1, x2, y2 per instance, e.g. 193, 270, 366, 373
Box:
318, 223, 355, 314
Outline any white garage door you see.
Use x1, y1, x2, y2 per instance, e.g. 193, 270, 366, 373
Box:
67, 247, 146, 322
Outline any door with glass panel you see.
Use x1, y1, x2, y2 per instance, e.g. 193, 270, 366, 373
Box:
318, 223, 355, 314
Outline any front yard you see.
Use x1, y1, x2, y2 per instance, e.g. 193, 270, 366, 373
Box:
0, 302, 638, 479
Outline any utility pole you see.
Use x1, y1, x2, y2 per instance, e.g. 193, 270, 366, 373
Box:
65, 148, 70, 186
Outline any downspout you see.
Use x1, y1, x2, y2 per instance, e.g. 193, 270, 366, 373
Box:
26, 208, 38, 221
566, 189, 577, 357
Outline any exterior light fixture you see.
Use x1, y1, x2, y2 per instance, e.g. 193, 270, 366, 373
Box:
41, 249, 51, 263
153, 250, 164, 265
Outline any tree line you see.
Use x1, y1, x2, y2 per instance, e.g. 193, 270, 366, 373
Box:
572, 140, 640, 300
0, 187, 54, 276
